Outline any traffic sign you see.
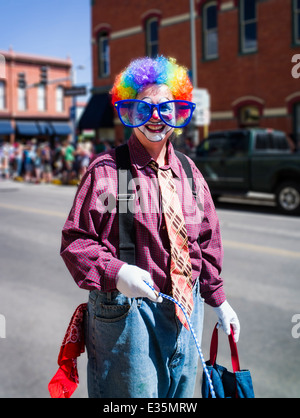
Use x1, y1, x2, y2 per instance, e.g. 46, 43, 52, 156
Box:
192, 88, 211, 126
64, 85, 87, 96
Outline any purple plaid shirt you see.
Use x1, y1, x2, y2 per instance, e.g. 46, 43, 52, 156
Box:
61, 134, 226, 307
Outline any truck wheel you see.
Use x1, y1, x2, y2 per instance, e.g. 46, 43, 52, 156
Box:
275, 182, 300, 215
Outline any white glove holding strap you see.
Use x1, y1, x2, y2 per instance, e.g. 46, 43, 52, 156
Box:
213, 300, 240, 342
116, 264, 163, 303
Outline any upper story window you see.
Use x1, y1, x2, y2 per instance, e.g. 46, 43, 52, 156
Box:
202, 1, 219, 60
56, 86, 64, 112
0, 81, 6, 110
17, 72, 27, 111
292, 0, 300, 45
98, 31, 110, 78
37, 84, 46, 111
239, 0, 257, 53
146, 17, 159, 57
18, 86, 27, 111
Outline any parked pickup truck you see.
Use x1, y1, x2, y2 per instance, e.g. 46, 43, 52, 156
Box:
194, 128, 300, 214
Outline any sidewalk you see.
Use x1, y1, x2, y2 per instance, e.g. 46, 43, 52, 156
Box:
1, 175, 80, 187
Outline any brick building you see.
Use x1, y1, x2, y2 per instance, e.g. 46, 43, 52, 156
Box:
0, 48, 73, 144
79, 0, 300, 149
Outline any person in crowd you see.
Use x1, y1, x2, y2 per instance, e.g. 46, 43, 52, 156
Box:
76, 138, 93, 180
13, 142, 24, 178
61, 139, 75, 184
41, 142, 53, 183
34, 145, 42, 183
23, 140, 36, 182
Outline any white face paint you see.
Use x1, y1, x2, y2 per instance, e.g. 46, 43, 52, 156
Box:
137, 121, 173, 142
133, 84, 175, 144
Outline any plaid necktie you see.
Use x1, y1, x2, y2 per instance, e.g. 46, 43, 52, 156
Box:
149, 160, 193, 330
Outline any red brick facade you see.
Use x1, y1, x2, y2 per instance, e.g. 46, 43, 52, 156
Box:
89, 0, 300, 145
0, 49, 72, 142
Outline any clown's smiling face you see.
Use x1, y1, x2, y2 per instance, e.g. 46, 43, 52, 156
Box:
133, 84, 174, 144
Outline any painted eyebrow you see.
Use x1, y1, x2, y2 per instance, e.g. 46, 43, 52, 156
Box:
140, 97, 173, 103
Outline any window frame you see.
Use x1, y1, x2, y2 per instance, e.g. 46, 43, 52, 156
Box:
254, 132, 290, 153
56, 85, 64, 113
37, 84, 46, 112
238, 104, 260, 127
98, 31, 110, 78
292, 0, 300, 45
202, 1, 219, 61
239, 0, 258, 54
18, 85, 27, 111
0, 80, 6, 110
145, 16, 159, 58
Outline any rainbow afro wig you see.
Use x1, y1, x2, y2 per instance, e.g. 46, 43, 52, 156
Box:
110, 56, 193, 105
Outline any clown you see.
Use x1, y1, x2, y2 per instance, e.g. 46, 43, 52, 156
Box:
111, 56, 195, 146
59, 55, 240, 398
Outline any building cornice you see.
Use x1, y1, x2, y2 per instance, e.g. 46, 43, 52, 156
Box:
0, 50, 72, 67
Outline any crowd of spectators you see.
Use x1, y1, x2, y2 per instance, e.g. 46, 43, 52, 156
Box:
0, 137, 109, 185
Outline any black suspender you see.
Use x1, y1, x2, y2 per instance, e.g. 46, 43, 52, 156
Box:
115, 144, 136, 265
115, 143, 196, 264
174, 150, 197, 201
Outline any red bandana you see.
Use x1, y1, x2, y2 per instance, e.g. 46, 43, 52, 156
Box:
48, 303, 87, 398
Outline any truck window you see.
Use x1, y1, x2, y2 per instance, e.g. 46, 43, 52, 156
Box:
273, 133, 289, 150
255, 133, 270, 150
196, 137, 228, 157
227, 135, 249, 157
197, 132, 249, 157
255, 132, 289, 152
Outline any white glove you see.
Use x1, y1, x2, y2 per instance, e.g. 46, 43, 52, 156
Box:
213, 300, 240, 342
116, 264, 163, 303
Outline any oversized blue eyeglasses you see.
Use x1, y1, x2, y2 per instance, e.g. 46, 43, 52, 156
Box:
114, 99, 196, 129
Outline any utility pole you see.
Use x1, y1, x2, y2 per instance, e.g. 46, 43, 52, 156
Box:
70, 65, 85, 146
71, 67, 77, 145
189, 0, 197, 88
189, 0, 200, 145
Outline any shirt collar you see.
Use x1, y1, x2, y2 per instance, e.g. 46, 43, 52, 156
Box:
128, 133, 152, 169
128, 133, 181, 178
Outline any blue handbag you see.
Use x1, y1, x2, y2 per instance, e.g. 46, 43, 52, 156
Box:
202, 324, 255, 398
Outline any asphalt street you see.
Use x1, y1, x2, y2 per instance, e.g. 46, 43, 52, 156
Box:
0, 179, 299, 398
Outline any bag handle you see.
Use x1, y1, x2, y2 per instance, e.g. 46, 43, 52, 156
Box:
210, 323, 241, 372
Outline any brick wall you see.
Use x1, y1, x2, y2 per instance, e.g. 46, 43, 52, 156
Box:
91, 0, 300, 138
0, 50, 72, 120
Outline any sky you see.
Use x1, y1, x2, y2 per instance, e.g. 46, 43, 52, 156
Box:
0, 0, 92, 100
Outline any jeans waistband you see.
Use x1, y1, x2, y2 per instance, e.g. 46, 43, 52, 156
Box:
89, 277, 200, 306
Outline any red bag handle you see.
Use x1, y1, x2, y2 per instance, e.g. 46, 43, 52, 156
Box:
209, 323, 241, 372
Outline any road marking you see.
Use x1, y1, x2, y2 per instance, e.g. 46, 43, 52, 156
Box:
1, 202, 299, 259
0, 202, 66, 219
223, 240, 300, 259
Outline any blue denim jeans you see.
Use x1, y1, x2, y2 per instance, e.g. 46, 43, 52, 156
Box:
85, 279, 204, 398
